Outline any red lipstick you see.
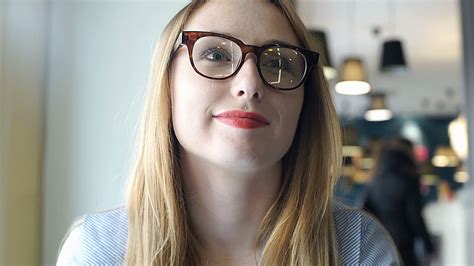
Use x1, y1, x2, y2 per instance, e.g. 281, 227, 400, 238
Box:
214, 110, 269, 129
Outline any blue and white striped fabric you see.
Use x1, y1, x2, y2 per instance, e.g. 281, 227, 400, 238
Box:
333, 203, 401, 265
57, 202, 401, 265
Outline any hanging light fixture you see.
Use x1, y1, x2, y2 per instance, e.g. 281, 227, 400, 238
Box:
336, 58, 371, 95
454, 164, 470, 183
420, 164, 438, 186
380, 39, 408, 72
364, 93, 392, 122
448, 114, 468, 161
380, 0, 408, 73
335, 0, 371, 95
432, 146, 459, 167
342, 125, 362, 157
311, 30, 337, 80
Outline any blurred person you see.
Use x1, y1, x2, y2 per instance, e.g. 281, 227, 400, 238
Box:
393, 137, 417, 160
57, 0, 400, 265
364, 140, 434, 266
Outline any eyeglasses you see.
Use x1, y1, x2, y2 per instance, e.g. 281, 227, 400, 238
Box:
176, 31, 320, 91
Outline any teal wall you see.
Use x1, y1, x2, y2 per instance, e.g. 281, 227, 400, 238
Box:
338, 115, 463, 205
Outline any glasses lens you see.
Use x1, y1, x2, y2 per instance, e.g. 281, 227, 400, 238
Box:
192, 36, 242, 79
260, 47, 307, 89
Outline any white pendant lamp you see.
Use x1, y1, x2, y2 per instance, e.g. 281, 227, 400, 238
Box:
448, 114, 468, 161
335, 58, 371, 95
364, 93, 392, 122
335, 0, 371, 95
432, 146, 459, 168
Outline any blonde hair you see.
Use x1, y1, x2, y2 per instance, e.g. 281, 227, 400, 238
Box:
125, 1, 342, 265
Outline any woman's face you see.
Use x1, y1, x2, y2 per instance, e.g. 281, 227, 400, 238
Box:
170, 0, 305, 172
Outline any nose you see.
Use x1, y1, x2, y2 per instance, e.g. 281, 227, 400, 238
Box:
231, 54, 264, 101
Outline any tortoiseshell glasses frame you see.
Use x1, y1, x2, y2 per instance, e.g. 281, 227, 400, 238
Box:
174, 31, 320, 91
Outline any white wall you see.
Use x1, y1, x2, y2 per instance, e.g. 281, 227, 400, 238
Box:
43, 1, 188, 264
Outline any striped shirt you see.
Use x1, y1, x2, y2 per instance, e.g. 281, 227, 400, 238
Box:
57, 202, 401, 265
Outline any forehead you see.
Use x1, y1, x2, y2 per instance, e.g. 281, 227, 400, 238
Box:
183, 0, 300, 46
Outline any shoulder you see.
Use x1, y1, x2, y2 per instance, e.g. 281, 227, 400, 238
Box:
57, 218, 84, 265
57, 207, 128, 265
333, 201, 401, 265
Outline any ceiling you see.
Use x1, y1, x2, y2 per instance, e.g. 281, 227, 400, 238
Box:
296, 0, 463, 117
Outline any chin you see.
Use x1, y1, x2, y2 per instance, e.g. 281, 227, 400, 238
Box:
213, 153, 278, 172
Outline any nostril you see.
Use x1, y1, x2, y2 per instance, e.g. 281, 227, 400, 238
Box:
236, 89, 263, 100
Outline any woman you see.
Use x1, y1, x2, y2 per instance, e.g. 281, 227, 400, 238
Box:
364, 140, 434, 266
57, 0, 400, 265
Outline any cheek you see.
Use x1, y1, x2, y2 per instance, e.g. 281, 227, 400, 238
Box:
275, 89, 304, 149
171, 59, 201, 142
282, 90, 304, 129
172, 79, 218, 122
170, 58, 222, 147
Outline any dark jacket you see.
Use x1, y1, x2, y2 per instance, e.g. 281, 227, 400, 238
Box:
364, 148, 434, 266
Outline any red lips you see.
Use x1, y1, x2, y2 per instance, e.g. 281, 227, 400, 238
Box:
214, 110, 269, 129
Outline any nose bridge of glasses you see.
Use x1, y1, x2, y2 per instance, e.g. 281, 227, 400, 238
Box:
241, 44, 265, 60
239, 45, 270, 77
235, 51, 266, 89
238, 53, 260, 79
236, 44, 258, 70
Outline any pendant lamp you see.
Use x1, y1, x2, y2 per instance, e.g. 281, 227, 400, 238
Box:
342, 125, 362, 157
380, 39, 407, 73
335, 58, 371, 95
379, 0, 408, 73
448, 114, 468, 161
432, 146, 459, 167
364, 93, 392, 122
335, 0, 371, 95
311, 30, 337, 80
454, 164, 470, 183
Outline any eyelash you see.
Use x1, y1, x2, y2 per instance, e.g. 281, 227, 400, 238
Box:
200, 48, 232, 61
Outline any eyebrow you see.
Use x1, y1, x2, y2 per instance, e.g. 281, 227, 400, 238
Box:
212, 30, 297, 47
265, 39, 296, 46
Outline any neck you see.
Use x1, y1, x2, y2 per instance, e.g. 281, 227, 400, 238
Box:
181, 151, 282, 264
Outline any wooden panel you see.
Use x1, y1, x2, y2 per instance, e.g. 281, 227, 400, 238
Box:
0, 1, 46, 264
0, 0, 6, 262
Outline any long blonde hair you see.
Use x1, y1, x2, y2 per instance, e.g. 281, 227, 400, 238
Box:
125, 1, 342, 265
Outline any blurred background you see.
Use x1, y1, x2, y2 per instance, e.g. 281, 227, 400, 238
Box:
0, 0, 473, 265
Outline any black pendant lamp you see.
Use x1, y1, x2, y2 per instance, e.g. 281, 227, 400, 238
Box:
311, 30, 337, 80
379, 0, 408, 73
380, 39, 407, 73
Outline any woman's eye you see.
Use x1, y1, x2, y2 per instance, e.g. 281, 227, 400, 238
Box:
263, 57, 290, 71
200, 48, 231, 62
